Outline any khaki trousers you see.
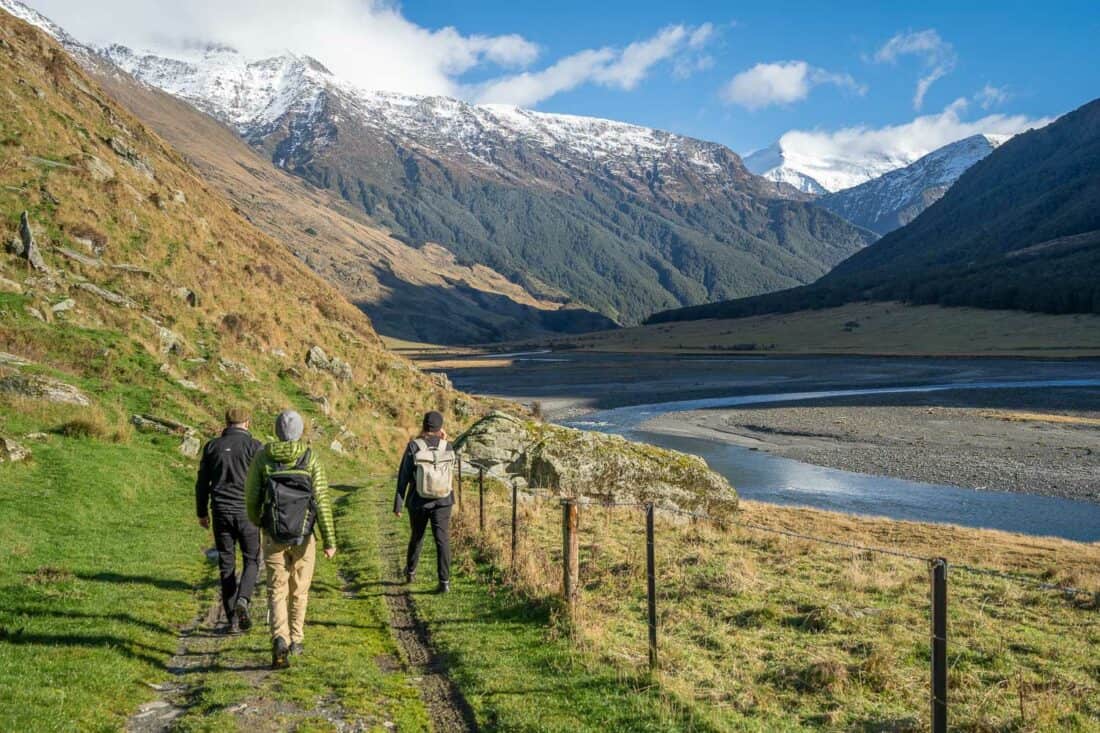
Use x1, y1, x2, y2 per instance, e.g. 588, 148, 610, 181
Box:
263, 534, 316, 644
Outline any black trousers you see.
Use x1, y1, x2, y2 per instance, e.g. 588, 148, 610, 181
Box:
212, 510, 261, 618
405, 504, 452, 582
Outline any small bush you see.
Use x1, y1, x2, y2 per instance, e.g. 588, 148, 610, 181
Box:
55, 413, 131, 443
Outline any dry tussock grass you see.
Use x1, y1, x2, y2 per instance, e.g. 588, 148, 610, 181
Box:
452, 480, 1100, 731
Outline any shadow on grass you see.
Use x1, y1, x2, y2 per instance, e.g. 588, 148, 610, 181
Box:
3, 606, 175, 635
75, 571, 197, 592
0, 628, 168, 668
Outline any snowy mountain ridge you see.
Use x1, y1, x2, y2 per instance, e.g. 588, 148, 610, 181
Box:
100, 43, 744, 186
817, 134, 1009, 235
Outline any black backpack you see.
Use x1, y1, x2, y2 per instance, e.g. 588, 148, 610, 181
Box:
260, 449, 316, 545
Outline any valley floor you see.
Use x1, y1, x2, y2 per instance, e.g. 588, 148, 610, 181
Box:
643, 386, 1100, 502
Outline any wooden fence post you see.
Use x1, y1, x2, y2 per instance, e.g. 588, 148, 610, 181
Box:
562, 499, 579, 623
478, 467, 485, 533
511, 483, 518, 572
931, 558, 948, 733
645, 502, 658, 672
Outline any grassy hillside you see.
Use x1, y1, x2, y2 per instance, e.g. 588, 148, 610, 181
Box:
648, 98, 1100, 325
551, 302, 1100, 357
0, 11, 463, 729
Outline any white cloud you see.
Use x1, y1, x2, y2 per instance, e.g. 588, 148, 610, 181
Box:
472, 24, 716, 107
873, 29, 956, 110
772, 98, 1052, 187
974, 83, 1011, 110
721, 61, 864, 110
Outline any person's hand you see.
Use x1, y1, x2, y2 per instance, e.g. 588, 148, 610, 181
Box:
324, 547, 337, 559
198, 516, 210, 530
394, 511, 402, 518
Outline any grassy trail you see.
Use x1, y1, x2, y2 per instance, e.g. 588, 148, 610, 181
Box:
0, 430, 428, 732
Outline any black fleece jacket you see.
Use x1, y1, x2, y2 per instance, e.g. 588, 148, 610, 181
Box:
195, 426, 263, 518
394, 435, 455, 514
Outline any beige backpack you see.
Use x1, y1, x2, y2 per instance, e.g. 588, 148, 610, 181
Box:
412, 438, 456, 499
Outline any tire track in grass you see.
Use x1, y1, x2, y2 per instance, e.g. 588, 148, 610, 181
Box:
374, 490, 478, 732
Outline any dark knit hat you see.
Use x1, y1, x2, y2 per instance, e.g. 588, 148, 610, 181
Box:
422, 411, 444, 432
225, 407, 250, 425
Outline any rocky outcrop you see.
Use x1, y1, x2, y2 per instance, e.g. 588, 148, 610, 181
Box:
0, 437, 30, 463
0, 373, 91, 406
7, 211, 49, 272
454, 412, 737, 518
75, 281, 137, 308
305, 345, 353, 382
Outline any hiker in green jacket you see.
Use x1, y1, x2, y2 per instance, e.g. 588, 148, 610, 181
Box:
245, 410, 337, 669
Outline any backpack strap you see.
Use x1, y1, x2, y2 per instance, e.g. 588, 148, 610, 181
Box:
295, 448, 312, 471
413, 438, 428, 452
437, 439, 449, 453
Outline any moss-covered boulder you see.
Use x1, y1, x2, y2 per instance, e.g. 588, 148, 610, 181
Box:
454, 411, 737, 518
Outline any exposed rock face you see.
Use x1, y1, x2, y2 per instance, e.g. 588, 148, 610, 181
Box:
130, 414, 193, 435
178, 434, 201, 458
305, 345, 352, 382
454, 412, 737, 518
75, 281, 136, 308
0, 437, 30, 463
0, 373, 91, 406
8, 211, 49, 272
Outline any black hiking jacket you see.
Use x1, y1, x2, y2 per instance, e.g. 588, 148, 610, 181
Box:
394, 435, 455, 514
196, 426, 263, 518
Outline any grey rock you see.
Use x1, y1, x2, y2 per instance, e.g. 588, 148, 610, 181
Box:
171, 189, 186, 205
176, 378, 202, 392
158, 327, 183, 355
305, 345, 330, 369
83, 155, 115, 182
8, 212, 49, 272
0, 437, 30, 463
0, 374, 91, 406
329, 439, 346, 454
110, 263, 154, 277
23, 432, 50, 441
75, 281, 136, 308
24, 306, 45, 321
218, 357, 256, 382
172, 286, 198, 307
130, 414, 192, 435
0, 352, 32, 368
430, 371, 453, 391
328, 357, 353, 382
454, 411, 738, 518
56, 247, 102, 268
178, 435, 201, 458
50, 298, 76, 313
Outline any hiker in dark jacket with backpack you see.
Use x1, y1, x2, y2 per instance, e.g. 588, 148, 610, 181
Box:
195, 407, 263, 633
395, 411, 455, 594
245, 409, 336, 669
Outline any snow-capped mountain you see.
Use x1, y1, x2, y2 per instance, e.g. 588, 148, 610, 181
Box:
743, 139, 922, 194
102, 44, 778, 195
92, 42, 873, 323
817, 134, 1009, 235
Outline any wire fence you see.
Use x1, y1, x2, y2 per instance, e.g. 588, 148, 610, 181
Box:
446, 462, 1099, 732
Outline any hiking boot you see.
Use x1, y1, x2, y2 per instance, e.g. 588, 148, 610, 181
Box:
404, 569, 416, 585
224, 608, 240, 635
289, 642, 304, 657
235, 598, 252, 632
437, 580, 450, 594
272, 637, 290, 669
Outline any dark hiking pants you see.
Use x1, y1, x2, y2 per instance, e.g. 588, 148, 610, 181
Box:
405, 504, 452, 582
213, 510, 261, 618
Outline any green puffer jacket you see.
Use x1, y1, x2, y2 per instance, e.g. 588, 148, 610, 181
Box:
245, 440, 336, 550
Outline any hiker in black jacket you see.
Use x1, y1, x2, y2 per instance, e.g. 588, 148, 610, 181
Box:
395, 411, 455, 593
196, 407, 263, 632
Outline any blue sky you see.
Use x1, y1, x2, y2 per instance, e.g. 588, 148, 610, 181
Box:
32, 0, 1100, 155
399, 0, 1099, 153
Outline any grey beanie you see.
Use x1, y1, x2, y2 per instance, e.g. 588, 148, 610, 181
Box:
275, 410, 304, 441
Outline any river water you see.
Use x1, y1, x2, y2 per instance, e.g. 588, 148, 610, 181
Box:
447, 355, 1100, 542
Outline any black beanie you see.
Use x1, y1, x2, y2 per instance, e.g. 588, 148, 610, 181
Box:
423, 411, 444, 432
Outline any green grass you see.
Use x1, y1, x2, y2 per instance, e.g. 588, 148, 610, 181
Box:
355, 478, 720, 732
0, 410, 428, 732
